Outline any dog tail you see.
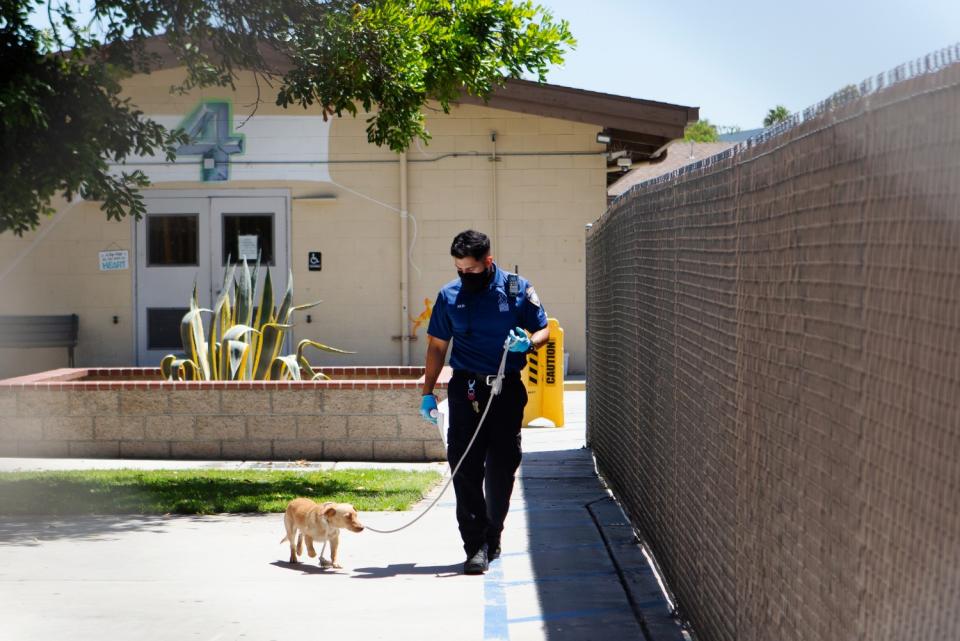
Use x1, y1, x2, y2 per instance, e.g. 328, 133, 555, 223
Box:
279, 534, 289, 544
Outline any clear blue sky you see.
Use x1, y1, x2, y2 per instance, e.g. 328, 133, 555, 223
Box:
536, 0, 959, 129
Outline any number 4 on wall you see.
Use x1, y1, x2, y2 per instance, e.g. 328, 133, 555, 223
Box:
175, 101, 245, 182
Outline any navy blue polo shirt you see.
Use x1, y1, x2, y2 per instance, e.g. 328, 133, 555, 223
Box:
427, 264, 549, 374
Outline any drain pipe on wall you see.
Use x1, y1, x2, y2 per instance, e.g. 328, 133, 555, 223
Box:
490, 131, 499, 256
399, 150, 411, 366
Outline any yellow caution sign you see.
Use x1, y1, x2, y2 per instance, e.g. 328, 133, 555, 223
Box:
522, 318, 564, 427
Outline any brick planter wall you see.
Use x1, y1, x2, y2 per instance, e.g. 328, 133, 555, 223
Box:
0, 367, 450, 462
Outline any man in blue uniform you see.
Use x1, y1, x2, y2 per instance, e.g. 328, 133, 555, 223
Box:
419, 230, 550, 575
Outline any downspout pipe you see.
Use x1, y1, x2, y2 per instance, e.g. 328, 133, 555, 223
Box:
490, 131, 499, 258
400, 151, 411, 366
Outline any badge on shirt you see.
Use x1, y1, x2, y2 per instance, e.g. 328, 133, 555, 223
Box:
526, 286, 541, 308
498, 292, 509, 312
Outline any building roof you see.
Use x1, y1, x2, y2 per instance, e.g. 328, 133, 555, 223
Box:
457, 79, 696, 143
137, 36, 698, 179
607, 140, 736, 198
457, 80, 698, 183
718, 127, 765, 142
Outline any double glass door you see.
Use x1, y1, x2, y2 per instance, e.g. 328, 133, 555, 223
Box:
135, 195, 288, 365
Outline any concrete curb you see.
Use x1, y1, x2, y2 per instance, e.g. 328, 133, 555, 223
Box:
587, 496, 688, 641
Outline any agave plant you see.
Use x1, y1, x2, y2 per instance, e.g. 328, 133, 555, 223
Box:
161, 257, 353, 381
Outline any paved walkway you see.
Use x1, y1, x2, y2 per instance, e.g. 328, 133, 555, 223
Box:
0, 391, 684, 641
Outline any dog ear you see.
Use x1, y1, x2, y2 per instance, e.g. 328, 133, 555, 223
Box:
324, 506, 337, 518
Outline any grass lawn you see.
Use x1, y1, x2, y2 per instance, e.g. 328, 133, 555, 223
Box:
0, 468, 442, 515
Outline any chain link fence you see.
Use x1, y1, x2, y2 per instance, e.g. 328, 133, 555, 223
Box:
586, 45, 960, 641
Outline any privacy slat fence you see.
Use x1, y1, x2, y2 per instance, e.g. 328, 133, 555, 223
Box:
586, 46, 960, 641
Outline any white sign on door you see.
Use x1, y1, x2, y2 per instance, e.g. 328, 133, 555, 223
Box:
237, 235, 258, 260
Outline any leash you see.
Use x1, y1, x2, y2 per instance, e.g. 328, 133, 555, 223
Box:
364, 339, 511, 534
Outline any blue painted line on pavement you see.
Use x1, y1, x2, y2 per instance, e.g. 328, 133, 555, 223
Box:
484, 561, 510, 641
485, 565, 624, 637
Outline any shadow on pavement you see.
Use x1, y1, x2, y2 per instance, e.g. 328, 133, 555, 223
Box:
511, 447, 649, 640
350, 562, 462, 578
0, 513, 273, 546
269, 560, 341, 575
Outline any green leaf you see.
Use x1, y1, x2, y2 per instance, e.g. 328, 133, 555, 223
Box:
269, 355, 302, 381
288, 300, 323, 321
253, 267, 274, 331
297, 339, 355, 359
221, 325, 261, 342
160, 354, 176, 380
276, 269, 295, 324
179, 290, 213, 380
208, 261, 238, 379
227, 340, 249, 380
254, 322, 294, 380
169, 358, 200, 381
236, 259, 253, 328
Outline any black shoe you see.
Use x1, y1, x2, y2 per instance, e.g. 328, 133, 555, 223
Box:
488, 542, 501, 561
464, 545, 489, 575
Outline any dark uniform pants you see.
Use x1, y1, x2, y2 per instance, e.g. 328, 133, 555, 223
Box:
446, 370, 527, 556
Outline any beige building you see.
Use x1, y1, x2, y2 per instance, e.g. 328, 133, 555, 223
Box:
0, 48, 695, 380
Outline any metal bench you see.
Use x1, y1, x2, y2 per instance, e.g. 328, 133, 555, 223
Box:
0, 314, 80, 366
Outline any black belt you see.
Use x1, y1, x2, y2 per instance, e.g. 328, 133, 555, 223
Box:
453, 369, 521, 385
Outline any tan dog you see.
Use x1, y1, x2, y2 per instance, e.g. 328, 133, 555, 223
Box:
280, 498, 365, 568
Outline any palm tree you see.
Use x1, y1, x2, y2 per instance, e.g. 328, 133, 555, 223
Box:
763, 105, 791, 127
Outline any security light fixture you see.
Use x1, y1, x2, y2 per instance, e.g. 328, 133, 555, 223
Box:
596, 131, 612, 144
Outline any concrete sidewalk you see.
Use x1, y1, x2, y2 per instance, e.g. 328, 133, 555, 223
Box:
0, 391, 684, 641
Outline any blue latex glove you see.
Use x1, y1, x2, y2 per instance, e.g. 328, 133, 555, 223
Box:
420, 394, 438, 424
507, 327, 533, 353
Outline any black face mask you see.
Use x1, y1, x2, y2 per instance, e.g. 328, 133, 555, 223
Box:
459, 267, 491, 294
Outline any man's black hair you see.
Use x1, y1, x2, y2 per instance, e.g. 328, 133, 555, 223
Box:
450, 230, 491, 260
